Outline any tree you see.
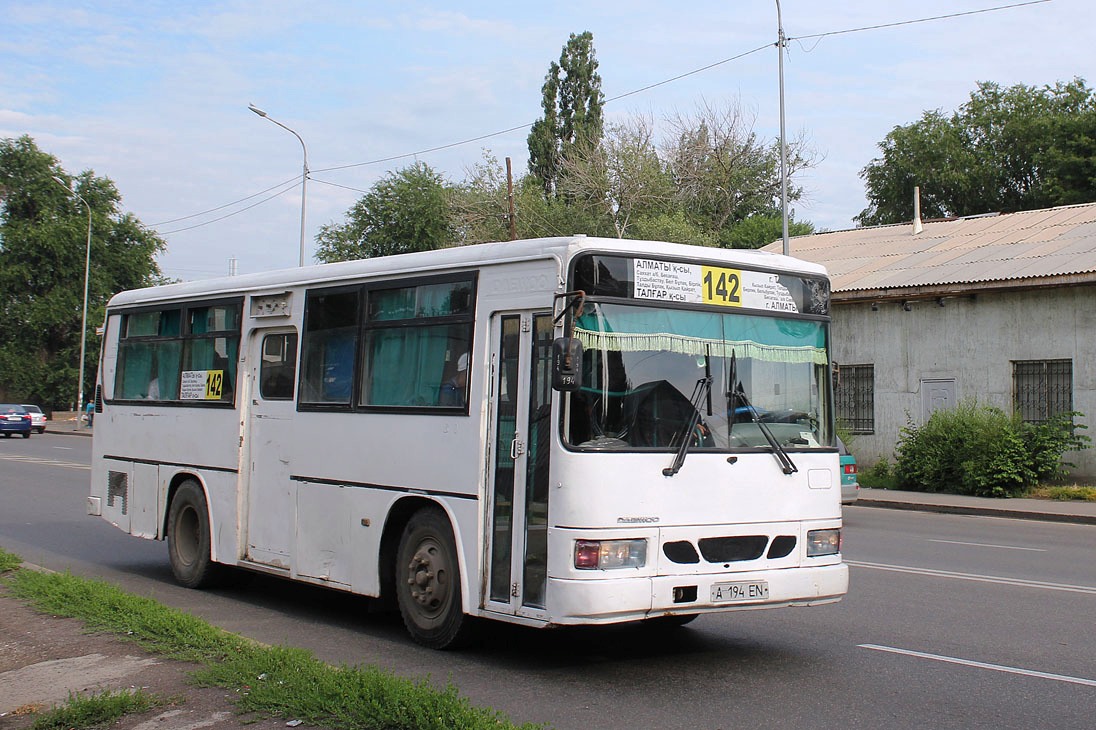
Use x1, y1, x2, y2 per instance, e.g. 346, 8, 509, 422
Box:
664, 101, 814, 235
0, 135, 165, 409
559, 115, 675, 238
447, 150, 513, 245
719, 211, 814, 249
857, 78, 1096, 226
315, 161, 453, 263
550, 103, 818, 245
527, 31, 605, 197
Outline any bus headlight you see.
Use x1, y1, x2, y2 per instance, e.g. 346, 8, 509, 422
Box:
806, 528, 841, 557
574, 539, 648, 570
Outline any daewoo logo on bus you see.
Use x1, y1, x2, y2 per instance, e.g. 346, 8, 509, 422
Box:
488, 273, 555, 294
617, 516, 660, 524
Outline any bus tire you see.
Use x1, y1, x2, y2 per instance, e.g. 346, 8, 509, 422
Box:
395, 507, 473, 649
167, 480, 222, 589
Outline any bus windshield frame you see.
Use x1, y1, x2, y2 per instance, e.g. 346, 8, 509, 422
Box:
562, 253, 834, 453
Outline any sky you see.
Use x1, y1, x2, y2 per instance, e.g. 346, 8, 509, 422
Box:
2, 0, 1092, 282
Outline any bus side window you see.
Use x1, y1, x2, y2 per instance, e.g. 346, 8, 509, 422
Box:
300, 289, 359, 406
260, 333, 298, 400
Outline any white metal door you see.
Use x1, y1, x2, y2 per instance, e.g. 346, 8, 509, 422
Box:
243, 329, 298, 569
484, 312, 554, 616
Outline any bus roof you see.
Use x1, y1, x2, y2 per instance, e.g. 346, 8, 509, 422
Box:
109, 235, 829, 309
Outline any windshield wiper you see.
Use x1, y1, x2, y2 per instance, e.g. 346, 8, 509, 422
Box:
726, 353, 797, 475
663, 376, 712, 477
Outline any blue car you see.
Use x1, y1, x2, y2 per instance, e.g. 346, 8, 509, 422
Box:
0, 404, 32, 438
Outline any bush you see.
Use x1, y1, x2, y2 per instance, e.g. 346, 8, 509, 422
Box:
894, 401, 1089, 498
859, 458, 898, 490
1020, 412, 1091, 482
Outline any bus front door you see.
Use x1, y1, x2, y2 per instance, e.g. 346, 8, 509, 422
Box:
242, 329, 298, 570
485, 312, 554, 617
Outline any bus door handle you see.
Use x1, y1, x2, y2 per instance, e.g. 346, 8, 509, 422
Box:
510, 436, 525, 460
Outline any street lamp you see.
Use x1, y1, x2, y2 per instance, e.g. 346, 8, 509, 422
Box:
248, 103, 309, 267
52, 175, 93, 424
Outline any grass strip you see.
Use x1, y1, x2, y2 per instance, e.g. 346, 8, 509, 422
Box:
0, 547, 544, 730
29, 689, 163, 730
0, 548, 21, 573
1026, 484, 1096, 501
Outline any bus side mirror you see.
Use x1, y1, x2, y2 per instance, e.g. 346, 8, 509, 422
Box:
551, 337, 583, 392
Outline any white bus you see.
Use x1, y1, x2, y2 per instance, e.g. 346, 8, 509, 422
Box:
88, 236, 847, 648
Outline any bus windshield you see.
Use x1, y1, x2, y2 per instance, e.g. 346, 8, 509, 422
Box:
565, 302, 832, 451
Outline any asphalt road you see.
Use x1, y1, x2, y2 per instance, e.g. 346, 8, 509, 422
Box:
2, 432, 1094, 729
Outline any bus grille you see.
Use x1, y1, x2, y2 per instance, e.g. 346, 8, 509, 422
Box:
663, 534, 797, 564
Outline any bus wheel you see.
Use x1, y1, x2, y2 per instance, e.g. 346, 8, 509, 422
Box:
395, 507, 473, 649
167, 480, 222, 589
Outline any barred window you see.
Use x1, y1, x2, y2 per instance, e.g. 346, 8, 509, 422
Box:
835, 364, 874, 434
1013, 359, 1072, 423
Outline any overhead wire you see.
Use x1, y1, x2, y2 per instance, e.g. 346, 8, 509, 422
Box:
149, 175, 302, 227
155, 0, 1052, 236
157, 179, 302, 235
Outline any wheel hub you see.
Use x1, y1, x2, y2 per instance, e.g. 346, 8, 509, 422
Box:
407, 544, 446, 610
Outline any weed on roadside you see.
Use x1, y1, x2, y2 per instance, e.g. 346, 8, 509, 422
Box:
1026, 484, 1096, 501
29, 689, 163, 730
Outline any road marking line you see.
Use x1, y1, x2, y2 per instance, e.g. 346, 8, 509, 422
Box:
928, 539, 1046, 552
859, 644, 1096, 687
0, 454, 90, 470
846, 560, 1096, 595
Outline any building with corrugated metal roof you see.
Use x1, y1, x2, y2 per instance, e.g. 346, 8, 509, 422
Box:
765, 201, 1096, 480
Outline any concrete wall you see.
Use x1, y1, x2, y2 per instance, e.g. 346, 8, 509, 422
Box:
831, 284, 1096, 480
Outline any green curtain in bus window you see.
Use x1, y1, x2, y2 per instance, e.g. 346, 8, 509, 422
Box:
189, 304, 238, 335
369, 288, 416, 322
365, 325, 449, 406
370, 281, 472, 322
126, 312, 160, 337
416, 281, 471, 317
183, 337, 237, 402
155, 341, 182, 400
574, 308, 827, 365
160, 310, 182, 336
117, 340, 181, 400
118, 341, 153, 399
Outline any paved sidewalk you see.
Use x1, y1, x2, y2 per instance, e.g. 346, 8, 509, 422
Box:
855, 487, 1096, 525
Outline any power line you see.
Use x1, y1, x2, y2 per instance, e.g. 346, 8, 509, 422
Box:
156, 0, 1051, 235
149, 175, 301, 227
157, 181, 301, 235
790, 0, 1051, 43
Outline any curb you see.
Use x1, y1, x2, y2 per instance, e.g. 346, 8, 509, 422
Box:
856, 497, 1096, 526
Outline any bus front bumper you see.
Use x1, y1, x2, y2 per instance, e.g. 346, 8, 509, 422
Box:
545, 562, 848, 625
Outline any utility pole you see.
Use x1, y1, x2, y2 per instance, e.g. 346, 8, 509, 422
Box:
776, 0, 790, 256
506, 157, 517, 240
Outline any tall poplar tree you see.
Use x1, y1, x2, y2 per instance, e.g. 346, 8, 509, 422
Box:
527, 31, 605, 197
